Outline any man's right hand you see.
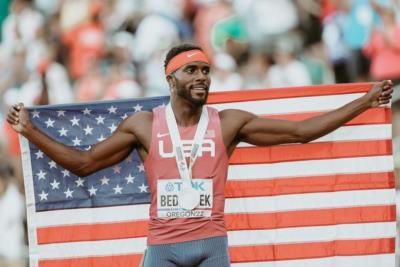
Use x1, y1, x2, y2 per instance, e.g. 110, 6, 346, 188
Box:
6, 103, 30, 134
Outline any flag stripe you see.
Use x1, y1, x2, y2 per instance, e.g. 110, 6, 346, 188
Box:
225, 172, 394, 198
225, 205, 396, 230
39, 254, 143, 267
207, 83, 373, 104
33, 188, 395, 227
227, 156, 393, 180
37, 239, 394, 267
238, 124, 392, 147
231, 254, 395, 267
36, 205, 395, 244
224, 189, 396, 213
227, 222, 396, 246
264, 107, 390, 125
35, 222, 395, 259
229, 238, 395, 263
230, 140, 391, 165
211, 93, 365, 115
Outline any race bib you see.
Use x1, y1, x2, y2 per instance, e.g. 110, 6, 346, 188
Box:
157, 178, 213, 218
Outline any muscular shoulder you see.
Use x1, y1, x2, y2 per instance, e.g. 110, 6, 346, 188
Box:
219, 109, 255, 130
218, 109, 256, 153
119, 111, 153, 134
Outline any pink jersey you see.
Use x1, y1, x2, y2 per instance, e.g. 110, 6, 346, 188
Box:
144, 105, 229, 245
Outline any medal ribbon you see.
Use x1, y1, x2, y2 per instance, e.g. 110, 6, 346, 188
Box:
165, 103, 209, 185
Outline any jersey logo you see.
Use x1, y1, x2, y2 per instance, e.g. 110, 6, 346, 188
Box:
158, 139, 215, 158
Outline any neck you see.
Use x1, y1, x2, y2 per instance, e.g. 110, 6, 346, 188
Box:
170, 97, 203, 127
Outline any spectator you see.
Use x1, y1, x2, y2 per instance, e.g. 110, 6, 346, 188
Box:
266, 37, 312, 88
364, 1, 400, 85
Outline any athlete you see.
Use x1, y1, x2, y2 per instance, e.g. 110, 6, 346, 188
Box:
7, 43, 393, 267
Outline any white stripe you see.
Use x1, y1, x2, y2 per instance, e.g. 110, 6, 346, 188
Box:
237, 124, 392, 147
210, 93, 364, 115
36, 204, 150, 227
19, 136, 39, 267
228, 222, 396, 246
227, 156, 394, 180
225, 189, 396, 214
35, 189, 395, 226
37, 222, 395, 260
231, 254, 395, 267
38, 237, 147, 259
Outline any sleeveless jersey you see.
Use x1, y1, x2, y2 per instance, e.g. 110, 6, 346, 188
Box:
144, 105, 229, 245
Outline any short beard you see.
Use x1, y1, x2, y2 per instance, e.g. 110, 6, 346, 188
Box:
175, 84, 208, 107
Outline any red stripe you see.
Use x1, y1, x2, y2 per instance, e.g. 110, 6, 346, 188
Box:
37, 203, 395, 244
207, 83, 373, 104
225, 205, 396, 231
37, 220, 149, 244
229, 238, 395, 263
39, 254, 143, 267
225, 172, 395, 198
230, 140, 392, 165
264, 107, 391, 125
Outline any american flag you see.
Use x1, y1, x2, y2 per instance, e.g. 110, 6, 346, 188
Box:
20, 83, 396, 267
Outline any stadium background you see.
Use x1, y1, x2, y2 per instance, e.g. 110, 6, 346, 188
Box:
0, 0, 399, 266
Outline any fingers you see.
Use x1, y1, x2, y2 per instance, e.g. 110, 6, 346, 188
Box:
7, 103, 23, 125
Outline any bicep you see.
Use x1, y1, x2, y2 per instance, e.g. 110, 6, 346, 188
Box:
239, 116, 302, 146
83, 122, 138, 173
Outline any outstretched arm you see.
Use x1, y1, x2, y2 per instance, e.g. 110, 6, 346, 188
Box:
225, 80, 393, 150
7, 104, 145, 177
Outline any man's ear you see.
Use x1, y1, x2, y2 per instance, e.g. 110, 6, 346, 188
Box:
166, 74, 175, 90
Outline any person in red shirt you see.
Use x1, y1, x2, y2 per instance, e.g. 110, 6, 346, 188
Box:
7, 43, 393, 266
62, 1, 105, 80
364, 2, 400, 84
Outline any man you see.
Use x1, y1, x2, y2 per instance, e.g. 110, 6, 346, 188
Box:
7, 43, 393, 267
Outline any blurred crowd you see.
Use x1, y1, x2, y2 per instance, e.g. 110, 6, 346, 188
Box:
0, 0, 400, 266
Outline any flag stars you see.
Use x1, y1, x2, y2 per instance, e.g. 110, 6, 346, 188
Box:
96, 115, 105, 125
125, 155, 133, 163
75, 178, 85, 187
113, 165, 121, 174
45, 118, 55, 128
121, 113, 128, 120
57, 110, 66, 117
125, 174, 135, 184
50, 179, 60, 190
62, 169, 70, 177
88, 186, 97, 196
108, 123, 117, 133
100, 176, 110, 185
133, 104, 142, 112
64, 188, 74, 198
58, 127, 68, 137
38, 191, 48, 201
139, 183, 148, 193
72, 137, 82, 146
137, 163, 145, 172
113, 184, 123, 194
35, 150, 44, 159
82, 108, 92, 115
108, 106, 117, 114
36, 170, 47, 180
32, 110, 40, 118
70, 116, 80, 126
83, 125, 94, 135
48, 160, 57, 169
97, 135, 106, 142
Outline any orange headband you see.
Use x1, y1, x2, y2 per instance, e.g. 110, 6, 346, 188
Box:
165, 50, 210, 75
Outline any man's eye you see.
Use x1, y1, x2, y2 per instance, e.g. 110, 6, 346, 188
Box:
185, 68, 194, 74
202, 69, 210, 74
